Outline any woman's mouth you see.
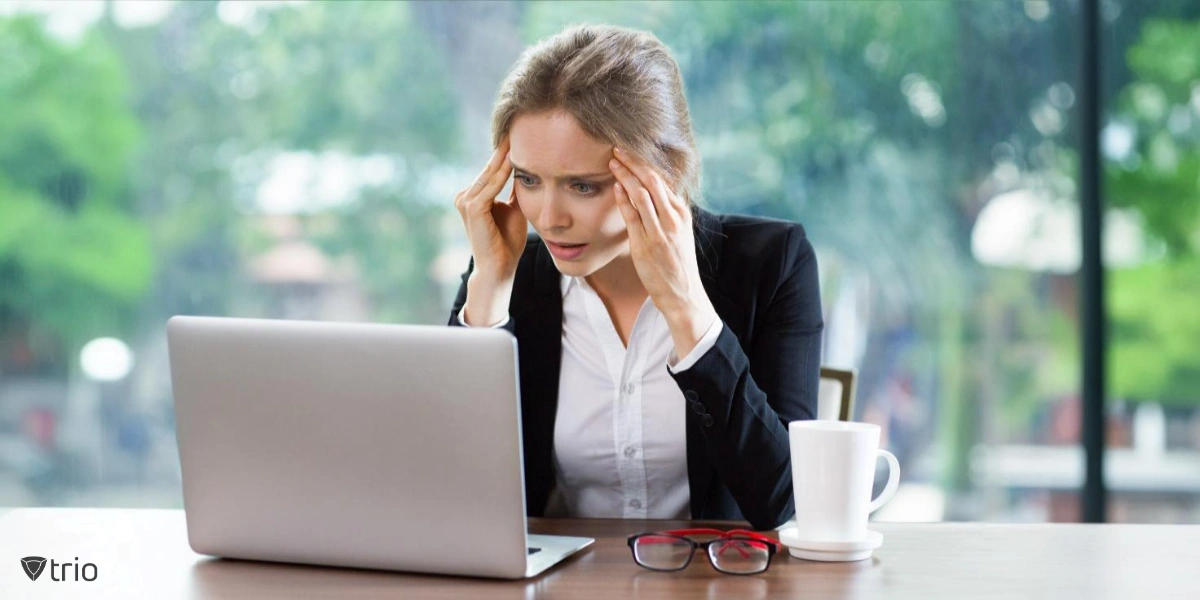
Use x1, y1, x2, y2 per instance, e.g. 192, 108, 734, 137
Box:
546, 240, 589, 260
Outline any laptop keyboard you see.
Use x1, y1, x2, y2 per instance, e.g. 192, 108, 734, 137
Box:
527, 547, 542, 555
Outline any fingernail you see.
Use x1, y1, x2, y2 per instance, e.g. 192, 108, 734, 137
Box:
613, 147, 624, 155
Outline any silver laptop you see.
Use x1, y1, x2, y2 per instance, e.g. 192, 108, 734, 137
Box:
166, 315, 592, 579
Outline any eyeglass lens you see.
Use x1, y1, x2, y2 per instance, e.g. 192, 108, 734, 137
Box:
708, 538, 770, 574
633, 535, 694, 570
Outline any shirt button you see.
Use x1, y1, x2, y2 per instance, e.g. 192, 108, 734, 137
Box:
624, 446, 637, 458
624, 382, 636, 395
629, 499, 642, 509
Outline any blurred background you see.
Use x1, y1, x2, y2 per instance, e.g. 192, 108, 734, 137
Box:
1, 0, 1198, 523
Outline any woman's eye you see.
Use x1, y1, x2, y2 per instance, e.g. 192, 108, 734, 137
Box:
572, 182, 598, 195
516, 174, 537, 186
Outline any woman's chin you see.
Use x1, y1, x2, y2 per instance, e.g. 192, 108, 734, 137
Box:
552, 259, 590, 277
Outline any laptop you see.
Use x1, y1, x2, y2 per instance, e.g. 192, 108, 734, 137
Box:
166, 315, 593, 579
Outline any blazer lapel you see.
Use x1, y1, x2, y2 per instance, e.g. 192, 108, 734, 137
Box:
518, 241, 565, 516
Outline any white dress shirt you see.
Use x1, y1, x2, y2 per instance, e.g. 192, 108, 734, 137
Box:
456, 274, 723, 519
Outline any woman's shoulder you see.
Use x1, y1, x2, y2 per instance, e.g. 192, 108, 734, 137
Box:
701, 211, 819, 323
704, 210, 813, 267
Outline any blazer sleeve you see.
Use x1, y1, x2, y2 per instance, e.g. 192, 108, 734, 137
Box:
667, 225, 823, 530
447, 256, 518, 337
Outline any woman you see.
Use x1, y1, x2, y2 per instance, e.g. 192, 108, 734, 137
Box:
449, 24, 822, 530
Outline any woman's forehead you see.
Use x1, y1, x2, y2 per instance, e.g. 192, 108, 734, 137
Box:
509, 111, 611, 177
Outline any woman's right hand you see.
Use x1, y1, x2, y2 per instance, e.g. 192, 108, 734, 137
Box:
453, 137, 528, 325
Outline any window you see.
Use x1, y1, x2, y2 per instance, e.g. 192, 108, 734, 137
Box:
1, 0, 1195, 523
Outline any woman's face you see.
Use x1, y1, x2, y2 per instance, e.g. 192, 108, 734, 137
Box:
508, 110, 628, 278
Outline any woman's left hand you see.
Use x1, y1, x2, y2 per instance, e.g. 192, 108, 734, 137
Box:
609, 147, 718, 359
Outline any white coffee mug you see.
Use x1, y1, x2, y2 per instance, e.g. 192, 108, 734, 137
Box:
788, 420, 900, 542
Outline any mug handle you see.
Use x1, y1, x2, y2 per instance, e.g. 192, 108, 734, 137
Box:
867, 449, 901, 513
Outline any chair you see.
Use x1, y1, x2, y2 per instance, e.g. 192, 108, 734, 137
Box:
816, 367, 856, 422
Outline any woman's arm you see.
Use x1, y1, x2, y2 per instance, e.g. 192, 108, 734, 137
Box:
667, 225, 823, 530
448, 256, 518, 335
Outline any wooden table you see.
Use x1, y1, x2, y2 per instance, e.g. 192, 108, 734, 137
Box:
2, 507, 1197, 599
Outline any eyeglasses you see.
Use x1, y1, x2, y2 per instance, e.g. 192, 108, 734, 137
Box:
627, 528, 783, 575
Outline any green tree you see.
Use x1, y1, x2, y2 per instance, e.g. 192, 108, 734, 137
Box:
0, 16, 150, 373
1106, 18, 1200, 406
101, 1, 466, 327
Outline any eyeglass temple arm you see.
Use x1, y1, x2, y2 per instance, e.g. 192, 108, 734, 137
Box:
646, 529, 779, 558
648, 528, 782, 550
629, 529, 735, 547
660, 528, 732, 537
723, 529, 784, 549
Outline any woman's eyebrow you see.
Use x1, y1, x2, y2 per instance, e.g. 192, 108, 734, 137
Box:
511, 161, 612, 180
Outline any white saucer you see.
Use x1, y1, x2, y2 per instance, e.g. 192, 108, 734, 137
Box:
778, 528, 883, 562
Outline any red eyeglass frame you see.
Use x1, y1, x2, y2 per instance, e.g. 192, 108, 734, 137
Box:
626, 528, 784, 574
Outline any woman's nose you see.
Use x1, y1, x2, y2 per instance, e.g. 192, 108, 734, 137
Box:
536, 192, 571, 230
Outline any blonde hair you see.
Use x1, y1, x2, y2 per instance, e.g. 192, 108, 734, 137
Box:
491, 24, 701, 207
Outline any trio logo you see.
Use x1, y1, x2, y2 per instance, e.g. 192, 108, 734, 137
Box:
21, 556, 46, 581
20, 556, 98, 582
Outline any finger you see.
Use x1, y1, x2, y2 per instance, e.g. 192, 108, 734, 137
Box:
610, 158, 663, 238
469, 153, 512, 209
463, 157, 511, 216
614, 182, 645, 243
645, 169, 681, 227
614, 148, 677, 226
473, 138, 512, 188
454, 184, 475, 214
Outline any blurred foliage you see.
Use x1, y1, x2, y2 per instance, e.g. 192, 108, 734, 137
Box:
1106, 17, 1200, 406
1109, 258, 1200, 405
0, 16, 151, 357
103, 1, 462, 327
252, 1, 462, 323
2, 0, 466, 375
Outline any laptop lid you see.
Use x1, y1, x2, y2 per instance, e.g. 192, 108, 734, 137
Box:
167, 315, 530, 578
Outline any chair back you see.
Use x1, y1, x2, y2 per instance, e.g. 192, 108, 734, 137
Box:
816, 367, 856, 421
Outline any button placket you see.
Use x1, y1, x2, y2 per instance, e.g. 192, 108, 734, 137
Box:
620, 334, 651, 518
606, 293, 656, 518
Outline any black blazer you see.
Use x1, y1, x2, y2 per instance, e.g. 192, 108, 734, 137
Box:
448, 207, 823, 530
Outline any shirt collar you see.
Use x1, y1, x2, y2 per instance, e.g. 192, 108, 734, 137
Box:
560, 273, 580, 297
